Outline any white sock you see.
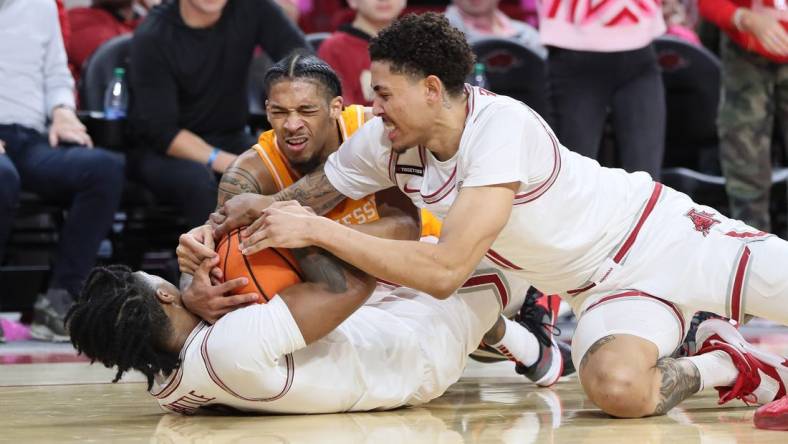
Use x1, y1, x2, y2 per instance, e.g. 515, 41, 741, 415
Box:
686, 350, 739, 391
488, 317, 540, 367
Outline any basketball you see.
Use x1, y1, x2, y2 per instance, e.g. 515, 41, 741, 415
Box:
216, 228, 303, 303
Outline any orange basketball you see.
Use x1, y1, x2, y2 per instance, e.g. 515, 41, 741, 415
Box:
216, 229, 303, 303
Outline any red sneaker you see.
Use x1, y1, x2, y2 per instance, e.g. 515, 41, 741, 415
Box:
696, 319, 788, 406
755, 395, 788, 431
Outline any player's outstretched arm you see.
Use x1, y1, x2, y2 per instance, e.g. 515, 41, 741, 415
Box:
281, 248, 376, 344
241, 183, 517, 299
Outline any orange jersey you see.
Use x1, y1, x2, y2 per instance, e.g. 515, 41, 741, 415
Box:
254, 105, 379, 226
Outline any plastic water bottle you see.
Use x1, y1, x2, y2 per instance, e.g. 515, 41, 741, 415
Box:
471, 63, 488, 89
104, 67, 129, 120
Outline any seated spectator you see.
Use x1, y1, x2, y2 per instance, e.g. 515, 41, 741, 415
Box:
66, 0, 146, 82
0, 0, 125, 341
318, 0, 406, 105
445, 0, 546, 58
128, 0, 308, 229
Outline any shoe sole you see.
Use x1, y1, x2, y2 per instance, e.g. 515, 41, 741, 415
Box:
29, 324, 70, 343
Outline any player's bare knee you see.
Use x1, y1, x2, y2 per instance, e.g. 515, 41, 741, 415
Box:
579, 337, 656, 418
582, 359, 653, 417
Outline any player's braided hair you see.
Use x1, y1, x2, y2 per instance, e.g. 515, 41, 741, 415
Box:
264, 51, 343, 101
65, 265, 179, 390
369, 12, 475, 97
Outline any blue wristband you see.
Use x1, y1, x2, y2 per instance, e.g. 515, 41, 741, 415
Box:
206, 147, 220, 168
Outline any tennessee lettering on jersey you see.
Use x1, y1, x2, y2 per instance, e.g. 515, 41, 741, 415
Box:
254, 105, 379, 226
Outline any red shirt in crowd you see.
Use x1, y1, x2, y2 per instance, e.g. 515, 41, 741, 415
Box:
66, 6, 140, 81
699, 0, 788, 63
318, 25, 374, 106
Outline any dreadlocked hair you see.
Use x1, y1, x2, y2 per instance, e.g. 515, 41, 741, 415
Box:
264, 51, 343, 101
369, 12, 475, 97
65, 265, 179, 390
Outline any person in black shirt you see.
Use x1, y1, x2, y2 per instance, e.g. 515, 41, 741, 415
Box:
129, 0, 308, 227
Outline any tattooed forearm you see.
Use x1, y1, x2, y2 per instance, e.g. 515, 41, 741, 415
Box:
292, 247, 361, 293
579, 335, 616, 371
652, 357, 701, 415
273, 164, 345, 215
217, 166, 263, 207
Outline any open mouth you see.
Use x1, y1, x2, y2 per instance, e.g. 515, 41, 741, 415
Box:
284, 136, 308, 152
382, 119, 398, 142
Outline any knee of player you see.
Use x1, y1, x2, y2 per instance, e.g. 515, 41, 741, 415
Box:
580, 352, 654, 418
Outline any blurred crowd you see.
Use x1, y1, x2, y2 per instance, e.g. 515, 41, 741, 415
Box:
0, 0, 785, 342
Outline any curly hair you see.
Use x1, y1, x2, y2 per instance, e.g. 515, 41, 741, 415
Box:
65, 265, 179, 390
264, 51, 343, 102
369, 12, 475, 97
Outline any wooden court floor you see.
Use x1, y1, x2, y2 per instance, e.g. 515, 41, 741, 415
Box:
1, 362, 787, 443
1, 327, 787, 443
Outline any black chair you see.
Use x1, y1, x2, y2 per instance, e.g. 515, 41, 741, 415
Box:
470, 37, 551, 122
306, 32, 332, 52
654, 35, 728, 210
78, 34, 187, 276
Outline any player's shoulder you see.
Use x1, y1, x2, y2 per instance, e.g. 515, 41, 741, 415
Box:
256, 128, 276, 148
231, 144, 278, 195
470, 93, 541, 130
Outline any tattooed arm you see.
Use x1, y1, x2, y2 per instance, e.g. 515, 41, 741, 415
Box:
216, 149, 277, 208
279, 247, 376, 344
270, 163, 346, 215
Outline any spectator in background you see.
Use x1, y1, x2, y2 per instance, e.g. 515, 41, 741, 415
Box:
129, 0, 308, 229
539, 1, 666, 178
663, 0, 701, 45
67, 1, 153, 82
0, 0, 125, 341
699, 0, 788, 232
318, 0, 406, 106
445, 0, 546, 58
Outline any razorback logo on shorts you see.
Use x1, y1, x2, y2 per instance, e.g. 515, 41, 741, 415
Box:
686, 209, 720, 237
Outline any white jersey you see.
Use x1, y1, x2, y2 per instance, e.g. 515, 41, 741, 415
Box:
150, 265, 529, 415
325, 85, 655, 294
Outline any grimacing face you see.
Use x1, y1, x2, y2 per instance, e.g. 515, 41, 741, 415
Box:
370, 61, 434, 153
266, 79, 342, 167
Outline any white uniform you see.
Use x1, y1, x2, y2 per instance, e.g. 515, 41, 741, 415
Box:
324, 85, 788, 367
150, 263, 530, 415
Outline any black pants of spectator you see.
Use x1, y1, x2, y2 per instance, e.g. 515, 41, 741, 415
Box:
548, 44, 666, 179
0, 124, 125, 296
130, 130, 258, 229
0, 154, 20, 265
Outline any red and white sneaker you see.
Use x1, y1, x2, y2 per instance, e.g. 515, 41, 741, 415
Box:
754, 395, 788, 431
695, 319, 788, 405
